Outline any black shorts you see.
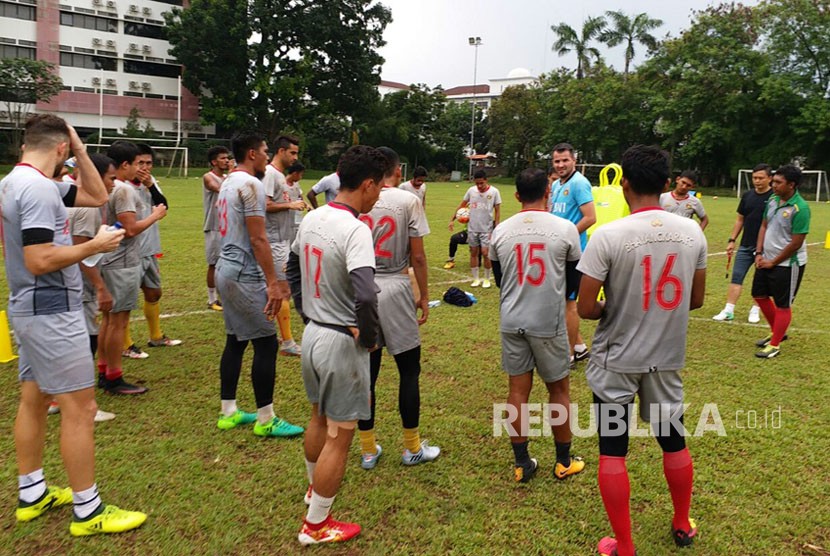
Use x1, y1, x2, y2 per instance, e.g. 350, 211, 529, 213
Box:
751, 264, 805, 309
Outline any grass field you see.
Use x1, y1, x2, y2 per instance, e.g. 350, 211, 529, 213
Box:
1, 175, 829, 555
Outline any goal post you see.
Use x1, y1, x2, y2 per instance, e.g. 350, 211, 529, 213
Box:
86, 143, 189, 178
736, 168, 829, 202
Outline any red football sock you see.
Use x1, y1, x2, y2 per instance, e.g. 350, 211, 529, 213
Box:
753, 297, 777, 331
97, 361, 107, 376
598, 455, 635, 556
771, 307, 791, 346
663, 448, 694, 531
105, 367, 123, 381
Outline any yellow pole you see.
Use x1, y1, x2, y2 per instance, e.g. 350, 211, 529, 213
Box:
0, 310, 18, 363
824, 231, 830, 249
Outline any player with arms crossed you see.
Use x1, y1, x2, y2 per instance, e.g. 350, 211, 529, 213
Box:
356, 147, 438, 470
660, 170, 709, 230
577, 145, 706, 556
287, 145, 386, 545
490, 168, 585, 483
203, 146, 230, 311
449, 169, 501, 288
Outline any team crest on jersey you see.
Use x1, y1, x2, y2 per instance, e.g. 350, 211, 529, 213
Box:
782, 210, 790, 219
685, 203, 693, 210
487, 194, 492, 200
563, 189, 569, 196
651, 219, 663, 227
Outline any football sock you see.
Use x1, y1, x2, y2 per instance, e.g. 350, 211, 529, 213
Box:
306, 491, 335, 525
277, 300, 292, 343
403, 428, 421, 453
555, 441, 572, 467
144, 301, 162, 341
250, 335, 277, 409
123, 326, 133, 350
599, 455, 635, 556
105, 367, 123, 381
359, 430, 377, 455
754, 297, 777, 329
771, 307, 791, 346
574, 343, 587, 353
305, 459, 316, 484
663, 448, 694, 532
511, 440, 531, 466
89, 334, 98, 358
484, 268, 491, 280
18, 469, 46, 504
220, 399, 238, 417
208, 287, 218, 304
471, 267, 479, 280
72, 484, 102, 519
97, 361, 107, 377
256, 403, 275, 425
725, 303, 735, 313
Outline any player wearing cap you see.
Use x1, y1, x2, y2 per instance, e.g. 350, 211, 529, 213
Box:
355, 147, 439, 470
287, 145, 386, 545
449, 170, 501, 288
490, 167, 585, 483
213, 132, 303, 438
577, 145, 707, 556
751, 164, 810, 359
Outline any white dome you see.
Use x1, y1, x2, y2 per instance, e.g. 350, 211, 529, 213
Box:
507, 67, 532, 78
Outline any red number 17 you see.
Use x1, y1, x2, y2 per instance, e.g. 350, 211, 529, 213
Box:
303, 244, 323, 298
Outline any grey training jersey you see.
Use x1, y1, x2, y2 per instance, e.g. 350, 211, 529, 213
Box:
285, 180, 304, 239
133, 180, 161, 257
203, 172, 224, 232
263, 164, 287, 244
0, 164, 83, 316
69, 206, 103, 300
399, 180, 426, 205
216, 170, 267, 283
463, 185, 501, 233
102, 180, 141, 269
660, 192, 706, 221
577, 209, 707, 373
360, 187, 430, 275
310, 172, 340, 204
490, 210, 581, 336
291, 203, 376, 327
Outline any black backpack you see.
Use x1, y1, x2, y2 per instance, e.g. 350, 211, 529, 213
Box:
443, 286, 473, 307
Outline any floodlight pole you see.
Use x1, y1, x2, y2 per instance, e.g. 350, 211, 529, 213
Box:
468, 37, 482, 180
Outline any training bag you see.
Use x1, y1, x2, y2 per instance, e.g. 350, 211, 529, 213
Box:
443, 286, 473, 307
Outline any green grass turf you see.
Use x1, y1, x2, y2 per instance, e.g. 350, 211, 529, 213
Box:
0, 176, 829, 555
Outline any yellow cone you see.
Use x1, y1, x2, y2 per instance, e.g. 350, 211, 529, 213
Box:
0, 310, 18, 363
825, 231, 830, 249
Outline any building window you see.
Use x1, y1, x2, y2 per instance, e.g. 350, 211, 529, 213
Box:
124, 22, 165, 40
0, 1, 36, 21
0, 44, 35, 60
59, 11, 117, 33
59, 52, 117, 71
124, 59, 180, 79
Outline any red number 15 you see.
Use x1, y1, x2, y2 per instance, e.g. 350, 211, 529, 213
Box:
514, 243, 546, 286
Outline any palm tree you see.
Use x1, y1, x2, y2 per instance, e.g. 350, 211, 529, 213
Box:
551, 16, 607, 79
600, 10, 663, 75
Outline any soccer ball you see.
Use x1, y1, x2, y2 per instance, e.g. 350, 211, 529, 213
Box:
456, 207, 470, 224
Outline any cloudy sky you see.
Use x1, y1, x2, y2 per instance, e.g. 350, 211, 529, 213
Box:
378, 0, 759, 88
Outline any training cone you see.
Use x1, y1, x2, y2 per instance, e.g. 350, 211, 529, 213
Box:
0, 310, 18, 363
825, 231, 830, 249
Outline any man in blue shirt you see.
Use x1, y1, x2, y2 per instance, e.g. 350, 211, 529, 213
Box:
549, 143, 596, 365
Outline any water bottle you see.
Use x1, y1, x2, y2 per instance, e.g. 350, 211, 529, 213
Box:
81, 222, 122, 267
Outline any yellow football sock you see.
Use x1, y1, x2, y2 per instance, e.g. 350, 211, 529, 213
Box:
359, 430, 377, 455
403, 428, 421, 453
123, 325, 133, 350
277, 300, 292, 342
144, 301, 162, 341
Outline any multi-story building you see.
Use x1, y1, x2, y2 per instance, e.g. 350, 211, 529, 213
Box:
0, 0, 212, 139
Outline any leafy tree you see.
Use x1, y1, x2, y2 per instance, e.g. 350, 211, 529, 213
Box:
600, 10, 663, 75
0, 58, 63, 155
551, 16, 607, 79
433, 101, 486, 171
164, 0, 391, 138
487, 85, 544, 174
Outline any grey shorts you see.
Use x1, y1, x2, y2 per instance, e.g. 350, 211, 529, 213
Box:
377, 274, 420, 355
205, 230, 221, 266
81, 280, 99, 335
141, 255, 162, 290
586, 361, 684, 423
101, 265, 142, 313
215, 271, 275, 341
270, 240, 290, 280
301, 322, 370, 422
468, 231, 490, 248
13, 311, 94, 394
501, 331, 570, 383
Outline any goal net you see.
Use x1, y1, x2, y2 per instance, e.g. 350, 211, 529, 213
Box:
86, 143, 189, 178
737, 168, 829, 202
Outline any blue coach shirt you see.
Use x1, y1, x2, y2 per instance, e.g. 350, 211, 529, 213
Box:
550, 170, 593, 249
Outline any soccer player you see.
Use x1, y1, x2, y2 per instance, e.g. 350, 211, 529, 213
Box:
203, 146, 230, 311
263, 135, 304, 357
577, 145, 707, 556
287, 145, 386, 545
712, 164, 774, 323
1, 115, 145, 536
356, 147, 438, 470
98, 141, 166, 395
214, 132, 303, 438
549, 143, 596, 364
490, 167, 585, 483
399, 165, 427, 207
449, 170, 501, 288
305, 170, 340, 209
127, 143, 181, 351
751, 164, 810, 359
660, 170, 709, 230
